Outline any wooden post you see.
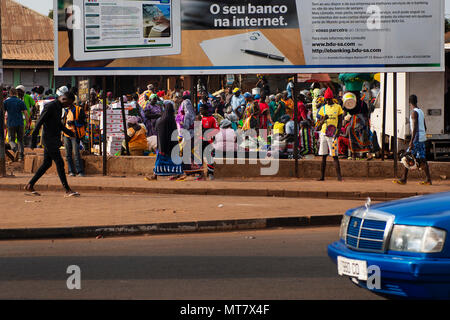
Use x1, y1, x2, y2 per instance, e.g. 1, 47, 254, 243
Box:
381, 73, 388, 161
102, 76, 107, 176
393, 73, 398, 177
293, 75, 299, 178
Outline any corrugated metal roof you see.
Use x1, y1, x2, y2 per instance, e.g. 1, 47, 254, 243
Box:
2, 0, 54, 62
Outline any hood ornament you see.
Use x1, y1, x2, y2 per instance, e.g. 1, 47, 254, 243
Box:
365, 197, 372, 211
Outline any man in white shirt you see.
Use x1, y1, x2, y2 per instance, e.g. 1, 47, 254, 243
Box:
230, 88, 245, 119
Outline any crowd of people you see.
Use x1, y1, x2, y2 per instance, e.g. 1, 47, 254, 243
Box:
88, 75, 382, 181
3, 73, 411, 191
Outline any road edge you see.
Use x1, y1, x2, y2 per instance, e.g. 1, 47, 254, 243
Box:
0, 215, 343, 240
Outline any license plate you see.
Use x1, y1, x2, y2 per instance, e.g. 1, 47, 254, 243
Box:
337, 256, 368, 281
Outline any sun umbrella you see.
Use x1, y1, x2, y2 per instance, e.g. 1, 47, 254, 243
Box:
297, 74, 331, 83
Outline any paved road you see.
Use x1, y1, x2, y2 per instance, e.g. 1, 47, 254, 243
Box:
0, 227, 381, 300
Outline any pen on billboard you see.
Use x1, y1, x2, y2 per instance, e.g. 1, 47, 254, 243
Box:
240, 49, 285, 62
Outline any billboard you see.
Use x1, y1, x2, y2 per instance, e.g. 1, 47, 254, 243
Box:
54, 0, 445, 75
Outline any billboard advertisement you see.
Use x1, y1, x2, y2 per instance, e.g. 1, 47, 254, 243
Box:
55, 0, 445, 75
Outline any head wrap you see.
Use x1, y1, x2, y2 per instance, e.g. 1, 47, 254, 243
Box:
254, 94, 261, 100
163, 100, 174, 108
127, 116, 139, 125
56, 86, 69, 97
220, 119, 232, 129
183, 90, 190, 97
233, 88, 241, 94
244, 92, 252, 99
324, 88, 334, 99
15, 85, 26, 92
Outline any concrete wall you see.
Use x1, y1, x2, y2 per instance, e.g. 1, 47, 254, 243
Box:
215, 159, 450, 180
24, 154, 156, 176
24, 153, 449, 180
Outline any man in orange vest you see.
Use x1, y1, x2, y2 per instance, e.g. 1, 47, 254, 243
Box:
63, 103, 86, 177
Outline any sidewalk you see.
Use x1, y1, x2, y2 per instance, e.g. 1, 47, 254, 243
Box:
0, 174, 448, 240
1, 174, 449, 200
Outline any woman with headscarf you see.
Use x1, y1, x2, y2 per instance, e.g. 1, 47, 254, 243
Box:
149, 100, 184, 180
121, 116, 148, 156
141, 93, 162, 137
343, 92, 373, 160
176, 91, 195, 136
176, 91, 200, 173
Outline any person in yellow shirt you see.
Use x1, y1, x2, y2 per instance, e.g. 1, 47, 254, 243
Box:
282, 91, 294, 120
317, 88, 343, 181
122, 116, 148, 155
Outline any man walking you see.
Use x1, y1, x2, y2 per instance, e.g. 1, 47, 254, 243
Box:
25, 92, 80, 197
317, 88, 344, 181
63, 101, 86, 177
4, 88, 29, 161
395, 95, 432, 185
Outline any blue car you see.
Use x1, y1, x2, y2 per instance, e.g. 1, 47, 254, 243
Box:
328, 192, 450, 299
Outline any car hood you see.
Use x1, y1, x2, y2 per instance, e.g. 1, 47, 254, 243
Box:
351, 192, 450, 228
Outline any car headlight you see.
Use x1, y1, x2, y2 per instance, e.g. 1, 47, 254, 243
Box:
339, 215, 350, 242
389, 225, 446, 253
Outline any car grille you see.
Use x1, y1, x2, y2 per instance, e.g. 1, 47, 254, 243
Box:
346, 216, 387, 252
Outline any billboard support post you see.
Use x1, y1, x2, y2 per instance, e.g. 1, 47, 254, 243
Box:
0, 1, 5, 178
393, 73, 398, 177
102, 76, 107, 176
120, 95, 130, 155
381, 73, 388, 161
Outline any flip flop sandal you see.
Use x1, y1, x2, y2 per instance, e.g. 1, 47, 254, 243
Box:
393, 180, 406, 185
419, 181, 432, 186
65, 192, 81, 198
25, 191, 41, 197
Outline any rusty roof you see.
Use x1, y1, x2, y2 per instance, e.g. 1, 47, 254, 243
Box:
2, 0, 54, 62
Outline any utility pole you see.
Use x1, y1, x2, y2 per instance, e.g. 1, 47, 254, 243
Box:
0, 0, 6, 177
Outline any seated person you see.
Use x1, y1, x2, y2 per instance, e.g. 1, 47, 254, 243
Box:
121, 116, 148, 156
271, 114, 291, 154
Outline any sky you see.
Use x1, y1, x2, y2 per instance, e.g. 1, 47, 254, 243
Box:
16, 0, 53, 16
13, 0, 450, 17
